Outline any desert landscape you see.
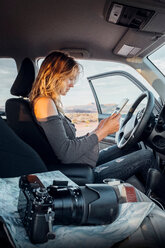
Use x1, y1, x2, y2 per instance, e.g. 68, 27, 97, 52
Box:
66, 112, 98, 136
64, 103, 98, 136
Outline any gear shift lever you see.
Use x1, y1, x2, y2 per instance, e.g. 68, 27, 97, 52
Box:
146, 168, 165, 199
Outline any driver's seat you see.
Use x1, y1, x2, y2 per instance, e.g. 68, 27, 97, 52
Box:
5, 58, 94, 185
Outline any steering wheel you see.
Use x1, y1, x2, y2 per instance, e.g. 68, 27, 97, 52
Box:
117, 91, 155, 149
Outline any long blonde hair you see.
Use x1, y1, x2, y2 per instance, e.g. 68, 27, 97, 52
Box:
29, 51, 80, 113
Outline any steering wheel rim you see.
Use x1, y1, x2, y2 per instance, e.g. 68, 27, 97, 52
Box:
117, 91, 155, 149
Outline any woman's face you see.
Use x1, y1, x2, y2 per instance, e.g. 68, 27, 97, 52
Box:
59, 77, 74, 95
59, 70, 78, 96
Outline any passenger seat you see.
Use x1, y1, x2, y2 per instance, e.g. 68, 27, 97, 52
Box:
5, 58, 95, 185
0, 116, 47, 178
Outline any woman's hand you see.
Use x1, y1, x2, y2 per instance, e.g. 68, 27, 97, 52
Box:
93, 113, 121, 142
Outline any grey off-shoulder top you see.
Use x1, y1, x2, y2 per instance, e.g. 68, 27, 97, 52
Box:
36, 114, 99, 168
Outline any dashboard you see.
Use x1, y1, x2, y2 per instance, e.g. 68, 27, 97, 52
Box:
147, 105, 165, 154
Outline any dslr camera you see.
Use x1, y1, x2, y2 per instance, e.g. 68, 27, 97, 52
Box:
18, 175, 119, 244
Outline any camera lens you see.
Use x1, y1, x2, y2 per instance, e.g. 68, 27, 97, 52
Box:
48, 186, 83, 224
48, 184, 118, 225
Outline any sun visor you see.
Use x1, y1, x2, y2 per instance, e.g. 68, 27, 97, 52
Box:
113, 29, 162, 58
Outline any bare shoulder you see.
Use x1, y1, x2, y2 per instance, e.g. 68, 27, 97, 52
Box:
33, 96, 58, 119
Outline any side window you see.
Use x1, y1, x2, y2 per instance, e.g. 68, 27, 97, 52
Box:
0, 58, 17, 112
90, 74, 146, 116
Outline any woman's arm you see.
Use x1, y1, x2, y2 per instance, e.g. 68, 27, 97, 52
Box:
33, 97, 98, 164
33, 97, 120, 164
33, 96, 58, 118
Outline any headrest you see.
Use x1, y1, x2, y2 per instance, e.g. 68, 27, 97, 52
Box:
10, 58, 35, 97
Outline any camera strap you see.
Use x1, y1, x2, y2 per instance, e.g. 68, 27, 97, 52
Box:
45, 208, 56, 240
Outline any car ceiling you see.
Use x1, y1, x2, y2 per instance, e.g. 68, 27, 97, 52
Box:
0, 0, 165, 62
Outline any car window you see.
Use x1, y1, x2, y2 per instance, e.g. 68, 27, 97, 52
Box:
89, 74, 147, 115
148, 44, 165, 76
0, 58, 17, 112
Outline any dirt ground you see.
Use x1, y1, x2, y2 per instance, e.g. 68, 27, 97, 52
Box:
75, 121, 98, 136
65, 113, 98, 136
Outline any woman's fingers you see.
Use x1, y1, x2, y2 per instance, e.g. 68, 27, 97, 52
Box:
110, 112, 121, 119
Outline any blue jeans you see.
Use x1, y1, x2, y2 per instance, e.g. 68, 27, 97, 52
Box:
94, 145, 157, 184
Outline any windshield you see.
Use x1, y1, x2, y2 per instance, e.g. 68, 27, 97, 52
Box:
148, 44, 165, 76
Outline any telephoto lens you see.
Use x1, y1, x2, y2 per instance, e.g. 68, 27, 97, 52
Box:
47, 181, 119, 225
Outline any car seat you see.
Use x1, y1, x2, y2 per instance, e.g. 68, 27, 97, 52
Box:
5, 58, 94, 185
0, 116, 47, 178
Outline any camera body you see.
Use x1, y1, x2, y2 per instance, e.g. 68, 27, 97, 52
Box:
18, 175, 55, 243
18, 175, 119, 244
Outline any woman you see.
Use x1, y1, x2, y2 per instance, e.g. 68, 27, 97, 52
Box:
29, 51, 157, 185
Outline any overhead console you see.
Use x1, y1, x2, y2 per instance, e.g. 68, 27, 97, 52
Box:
106, 2, 155, 30
104, 0, 165, 57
